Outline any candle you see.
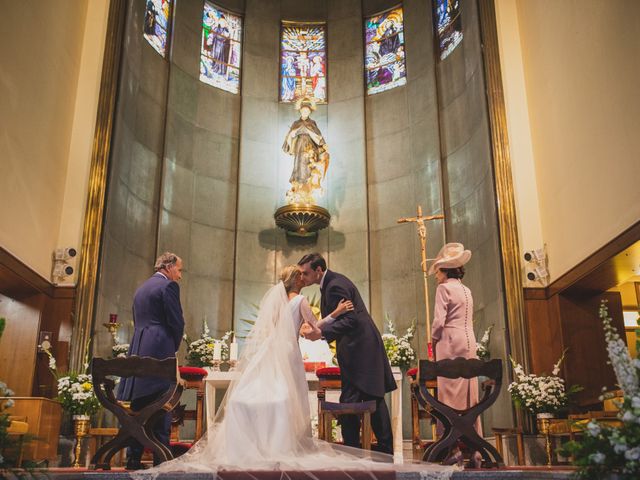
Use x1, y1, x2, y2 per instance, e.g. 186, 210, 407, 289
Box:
230, 337, 238, 362
213, 342, 222, 361
109, 313, 118, 324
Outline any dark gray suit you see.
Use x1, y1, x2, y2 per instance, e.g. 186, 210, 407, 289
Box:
320, 270, 395, 454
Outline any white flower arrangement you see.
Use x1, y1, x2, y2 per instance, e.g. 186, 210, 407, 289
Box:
382, 314, 416, 369
476, 325, 493, 360
508, 353, 577, 415
56, 373, 101, 416
111, 343, 130, 358
41, 343, 101, 416
183, 320, 233, 367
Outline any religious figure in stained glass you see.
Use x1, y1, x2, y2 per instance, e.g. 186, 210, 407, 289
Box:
200, 2, 242, 94
282, 97, 329, 205
280, 24, 327, 104
433, 0, 463, 60
143, 0, 172, 57
364, 7, 407, 95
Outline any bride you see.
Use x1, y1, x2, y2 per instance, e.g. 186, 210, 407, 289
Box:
142, 266, 455, 477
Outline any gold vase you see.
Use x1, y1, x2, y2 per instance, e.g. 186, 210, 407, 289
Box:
72, 414, 91, 468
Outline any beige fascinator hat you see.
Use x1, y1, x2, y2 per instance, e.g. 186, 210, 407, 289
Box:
428, 243, 472, 275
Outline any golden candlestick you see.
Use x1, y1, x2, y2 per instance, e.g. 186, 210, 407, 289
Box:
102, 322, 121, 336
72, 415, 91, 468
536, 415, 554, 466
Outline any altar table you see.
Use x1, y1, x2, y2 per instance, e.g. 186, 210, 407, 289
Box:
204, 369, 404, 463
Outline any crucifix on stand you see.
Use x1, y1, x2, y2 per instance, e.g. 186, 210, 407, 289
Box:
397, 205, 444, 360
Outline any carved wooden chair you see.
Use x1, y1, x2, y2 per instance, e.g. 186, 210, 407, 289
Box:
90, 356, 183, 470
407, 367, 438, 459
416, 358, 504, 467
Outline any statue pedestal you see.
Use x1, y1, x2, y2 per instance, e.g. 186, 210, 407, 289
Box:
274, 204, 330, 237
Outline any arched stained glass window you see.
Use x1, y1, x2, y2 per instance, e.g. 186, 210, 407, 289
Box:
143, 0, 172, 57
433, 0, 463, 60
200, 2, 243, 94
364, 7, 407, 95
280, 23, 327, 104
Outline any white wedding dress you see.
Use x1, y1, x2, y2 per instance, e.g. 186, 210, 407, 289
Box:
139, 282, 454, 478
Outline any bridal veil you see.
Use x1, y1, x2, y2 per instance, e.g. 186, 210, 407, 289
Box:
138, 282, 454, 479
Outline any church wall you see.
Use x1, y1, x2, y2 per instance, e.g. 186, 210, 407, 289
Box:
512, 0, 640, 280
94, 0, 170, 354
157, 0, 241, 341
0, 1, 90, 278
435, 0, 513, 430
363, 0, 445, 438
233, 0, 372, 335
364, 0, 445, 359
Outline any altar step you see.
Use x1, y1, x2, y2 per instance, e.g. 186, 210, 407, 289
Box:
2, 467, 576, 480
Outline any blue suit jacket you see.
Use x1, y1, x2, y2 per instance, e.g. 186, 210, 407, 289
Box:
118, 273, 184, 401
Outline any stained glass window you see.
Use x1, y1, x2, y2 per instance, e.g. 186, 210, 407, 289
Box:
433, 0, 463, 60
364, 7, 407, 95
200, 2, 243, 94
280, 23, 327, 104
143, 0, 172, 57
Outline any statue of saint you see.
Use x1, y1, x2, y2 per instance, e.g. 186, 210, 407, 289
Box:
282, 97, 329, 205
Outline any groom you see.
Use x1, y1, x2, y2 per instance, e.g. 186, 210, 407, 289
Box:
298, 253, 396, 454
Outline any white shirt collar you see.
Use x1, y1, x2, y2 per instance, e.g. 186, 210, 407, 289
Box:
320, 270, 328, 289
156, 271, 168, 280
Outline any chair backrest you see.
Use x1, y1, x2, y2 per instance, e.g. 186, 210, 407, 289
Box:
92, 356, 178, 385
419, 358, 502, 384
91, 356, 180, 413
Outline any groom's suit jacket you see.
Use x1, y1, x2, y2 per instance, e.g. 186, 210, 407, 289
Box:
320, 270, 396, 398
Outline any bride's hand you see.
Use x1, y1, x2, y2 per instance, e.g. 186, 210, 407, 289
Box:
299, 322, 313, 337
332, 299, 354, 317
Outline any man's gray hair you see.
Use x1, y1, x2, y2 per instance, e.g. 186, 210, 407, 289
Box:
154, 252, 180, 272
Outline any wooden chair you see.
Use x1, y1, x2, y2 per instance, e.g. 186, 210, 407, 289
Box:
492, 427, 524, 465
88, 428, 124, 467
416, 358, 504, 467
169, 366, 208, 447
6, 415, 29, 467
407, 367, 438, 459
319, 401, 377, 450
316, 367, 342, 440
90, 356, 183, 470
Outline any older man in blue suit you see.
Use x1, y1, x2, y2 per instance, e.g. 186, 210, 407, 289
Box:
119, 252, 185, 470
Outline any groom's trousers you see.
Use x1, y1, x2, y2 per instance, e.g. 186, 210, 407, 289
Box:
339, 382, 394, 454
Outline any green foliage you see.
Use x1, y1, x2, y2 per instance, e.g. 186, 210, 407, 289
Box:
0, 317, 5, 339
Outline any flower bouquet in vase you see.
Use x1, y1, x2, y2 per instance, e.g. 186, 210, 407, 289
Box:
382, 314, 416, 371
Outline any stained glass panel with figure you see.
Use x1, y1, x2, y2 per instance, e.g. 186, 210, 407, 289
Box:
200, 2, 243, 94
433, 0, 463, 60
280, 23, 327, 104
364, 7, 407, 95
143, 0, 172, 57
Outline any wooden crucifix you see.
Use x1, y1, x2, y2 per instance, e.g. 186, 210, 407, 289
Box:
397, 205, 444, 359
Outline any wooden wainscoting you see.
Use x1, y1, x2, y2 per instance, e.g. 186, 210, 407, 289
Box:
0, 247, 76, 397
523, 221, 639, 408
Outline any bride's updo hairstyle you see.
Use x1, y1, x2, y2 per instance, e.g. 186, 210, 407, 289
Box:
280, 265, 301, 293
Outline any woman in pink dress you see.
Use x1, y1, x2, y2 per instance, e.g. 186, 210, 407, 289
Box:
429, 243, 482, 466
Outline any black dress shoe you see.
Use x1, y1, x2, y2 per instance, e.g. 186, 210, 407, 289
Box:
125, 460, 148, 470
